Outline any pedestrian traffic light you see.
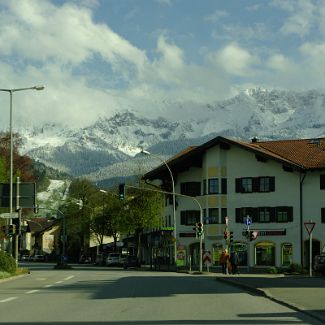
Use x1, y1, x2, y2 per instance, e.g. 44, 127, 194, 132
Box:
118, 183, 125, 201
8, 224, 15, 236
224, 231, 228, 240
197, 222, 203, 236
229, 231, 234, 243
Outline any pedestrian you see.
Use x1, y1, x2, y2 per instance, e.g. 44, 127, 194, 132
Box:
230, 251, 239, 274
219, 249, 229, 274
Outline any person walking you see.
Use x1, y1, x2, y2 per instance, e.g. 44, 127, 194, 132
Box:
219, 249, 229, 274
230, 250, 239, 274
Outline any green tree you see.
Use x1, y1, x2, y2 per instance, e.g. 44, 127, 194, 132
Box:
122, 184, 164, 258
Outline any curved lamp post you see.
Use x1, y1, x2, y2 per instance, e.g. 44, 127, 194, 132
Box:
0, 86, 44, 255
141, 149, 177, 266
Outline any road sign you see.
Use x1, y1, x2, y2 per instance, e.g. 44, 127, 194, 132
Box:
244, 216, 252, 226
0, 212, 19, 219
203, 251, 212, 266
0, 182, 36, 208
304, 221, 315, 235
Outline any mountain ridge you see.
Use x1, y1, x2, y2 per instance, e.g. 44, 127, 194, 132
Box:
9, 88, 325, 184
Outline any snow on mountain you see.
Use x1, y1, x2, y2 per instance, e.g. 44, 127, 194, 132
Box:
9, 88, 325, 183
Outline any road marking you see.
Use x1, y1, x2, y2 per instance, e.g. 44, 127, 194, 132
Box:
26, 290, 40, 294
64, 275, 75, 281
55, 281, 63, 284
0, 297, 17, 303
44, 284, 53, 288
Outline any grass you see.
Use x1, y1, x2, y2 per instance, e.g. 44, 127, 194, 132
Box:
0, 268, 29, 280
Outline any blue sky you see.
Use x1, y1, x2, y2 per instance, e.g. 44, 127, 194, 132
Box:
0, 0, 325, 128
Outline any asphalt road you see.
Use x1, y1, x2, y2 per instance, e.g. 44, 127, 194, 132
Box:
0, 263, 322, 325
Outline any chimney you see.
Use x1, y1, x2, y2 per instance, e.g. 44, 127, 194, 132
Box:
251, 136, 258, 143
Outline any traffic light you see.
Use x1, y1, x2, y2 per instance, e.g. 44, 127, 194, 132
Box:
8, 224, 16, 237
229, 231, 234, 243
197, 222, 203, 236
224, 231, 228, 240
118, 183, 125, 201
250, 230, 255, 241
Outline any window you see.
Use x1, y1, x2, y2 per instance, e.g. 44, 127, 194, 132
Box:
259, 207, 271, 222
242, 178, 253, 192
180, 210, 200, 225
180, 182, 201, 196
208, 178, 219, 194
276, 207, 293, 222
256, 242, 275, 266
236, 176, 275, 193
207, 208, 219, 224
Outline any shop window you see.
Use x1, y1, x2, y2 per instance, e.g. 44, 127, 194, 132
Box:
282, 243, 293, 266
212, 243, 223, 266
255, 242, 275, 266
232, 242, 247, 266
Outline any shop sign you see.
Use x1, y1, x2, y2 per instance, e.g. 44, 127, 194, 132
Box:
179, 232, 196, 237
257, 229, 286, 236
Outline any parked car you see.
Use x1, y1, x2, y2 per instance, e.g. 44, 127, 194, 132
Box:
314, 254, 325, 275
20, 254, 30, 261
123, 255, 141, 269
32, 254, 46, 262
106, 253, 121, 266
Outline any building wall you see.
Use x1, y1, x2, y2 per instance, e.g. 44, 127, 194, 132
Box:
171, 142, 325, 268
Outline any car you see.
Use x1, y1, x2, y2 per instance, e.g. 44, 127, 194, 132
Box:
32, 254, 46, 262
105, 253, 121, 266
123, 255, 141, 269
20, 254, 30, 261
314, 254, 325, 275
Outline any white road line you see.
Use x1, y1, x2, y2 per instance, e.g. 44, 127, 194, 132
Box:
44, 284, 53, 288
0, 297, 17, 303
55, 281, 63, 284
26, 290, 40, 294
64, 275, 75, 281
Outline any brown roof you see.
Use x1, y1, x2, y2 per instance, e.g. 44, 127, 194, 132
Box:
247, 138, 325, 169
28, 218, 56, 233
143, 136, 325, 180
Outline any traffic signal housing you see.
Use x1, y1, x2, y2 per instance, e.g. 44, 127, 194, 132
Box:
229, 231, 234, 243
250, 230, 256, 241
197, 222, 203, 236
224, 231, 228, 240
118, 183, 125, 201
8, 224, 16, 237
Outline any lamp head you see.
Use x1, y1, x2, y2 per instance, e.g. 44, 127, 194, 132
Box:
34, 85, 45, 91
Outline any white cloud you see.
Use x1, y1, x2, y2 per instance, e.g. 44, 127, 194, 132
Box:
272, 0, 317, 37
213, 43, 257, 76
204, 10, 228, 22
267, 54, 293, 71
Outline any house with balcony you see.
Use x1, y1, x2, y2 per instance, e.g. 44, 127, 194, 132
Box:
143, 136, 325, 270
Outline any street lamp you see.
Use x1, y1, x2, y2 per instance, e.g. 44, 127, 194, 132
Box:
140, 149, 177, 266
0, 86, 44, 255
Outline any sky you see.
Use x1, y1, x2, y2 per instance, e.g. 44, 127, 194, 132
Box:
0, 0, 325, 128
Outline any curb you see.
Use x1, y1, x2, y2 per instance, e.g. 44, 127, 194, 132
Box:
215, 276, 325, 324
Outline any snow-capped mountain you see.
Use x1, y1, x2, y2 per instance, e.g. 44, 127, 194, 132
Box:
13, 88, 325, 184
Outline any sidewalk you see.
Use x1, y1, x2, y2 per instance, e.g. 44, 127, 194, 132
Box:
215, 272, 325, 323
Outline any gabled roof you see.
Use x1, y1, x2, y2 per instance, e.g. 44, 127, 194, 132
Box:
143, 136, 325, 180
28, 218, 56, 233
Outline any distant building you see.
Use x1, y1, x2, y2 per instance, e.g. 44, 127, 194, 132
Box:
143, 136, 325, 269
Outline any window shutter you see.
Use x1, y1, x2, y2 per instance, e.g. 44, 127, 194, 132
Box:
235, 178, 242, 193
180, 211, 186, 225
235, 208, 241, 223
287, 207, 293, 222
270, 177, 275, 191
221, 178, 227, 194
252, 177, 259, 192
320, 175, 325, 189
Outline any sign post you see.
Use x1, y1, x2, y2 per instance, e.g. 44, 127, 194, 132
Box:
244, 216, 252, 272
304, 220, 316, 277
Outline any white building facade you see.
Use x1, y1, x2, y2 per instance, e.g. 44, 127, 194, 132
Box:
143, 136, 325, 269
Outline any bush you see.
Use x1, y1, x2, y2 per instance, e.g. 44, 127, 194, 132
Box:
286, 263, 305, 274
268, 266, 278, 274
0, 250, 16, 274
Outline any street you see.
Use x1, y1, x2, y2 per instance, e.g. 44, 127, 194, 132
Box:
0, 263, 322, 325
